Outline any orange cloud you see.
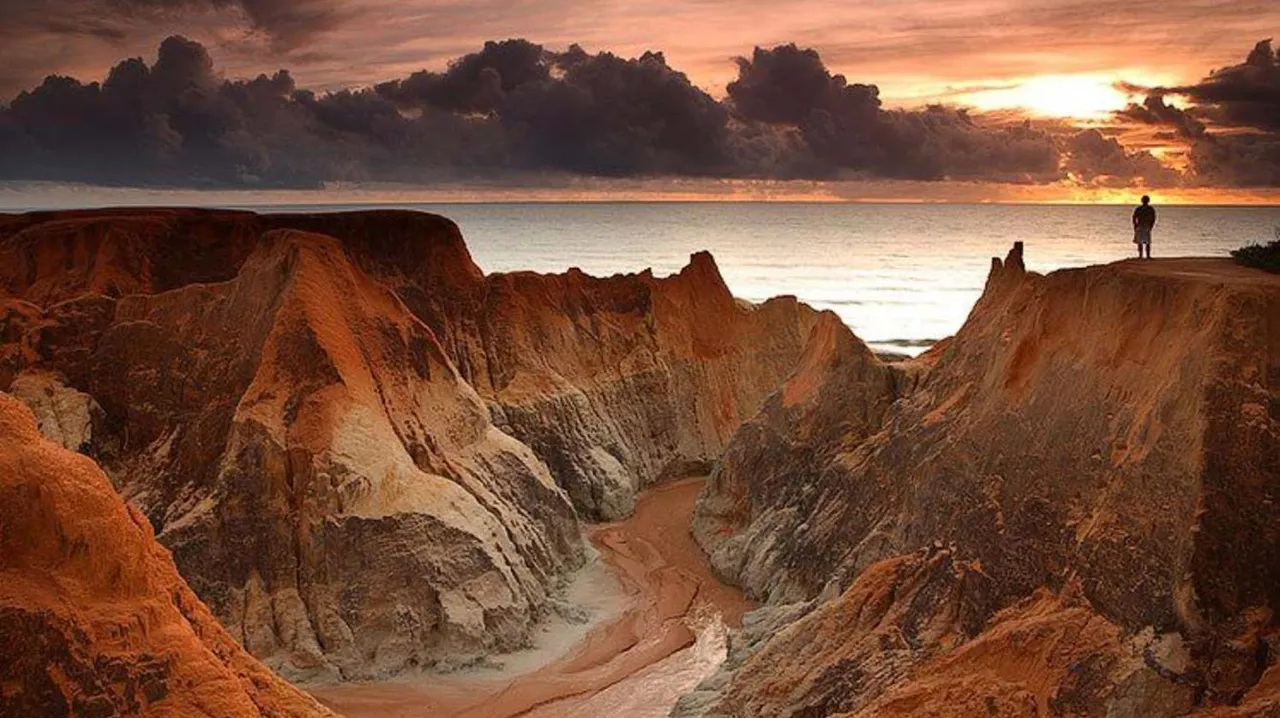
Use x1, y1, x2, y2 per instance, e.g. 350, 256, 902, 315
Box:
4, 0, 1277, 102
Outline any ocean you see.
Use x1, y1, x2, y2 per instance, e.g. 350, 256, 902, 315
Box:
244, 202, 1277, 357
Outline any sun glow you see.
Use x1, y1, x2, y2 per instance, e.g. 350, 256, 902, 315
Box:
958, 73, 1135, 119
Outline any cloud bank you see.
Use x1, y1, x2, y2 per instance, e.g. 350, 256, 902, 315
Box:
2, 0, 1275, 106
0, 36, 1274, 188
1119, 39, 1280, 187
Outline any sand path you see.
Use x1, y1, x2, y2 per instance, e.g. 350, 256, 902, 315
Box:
311, 477, 751, 717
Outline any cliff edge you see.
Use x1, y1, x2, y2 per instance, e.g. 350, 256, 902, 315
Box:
0, 393, 335, 717
0, 208, 816, 682
687, 246, 1279, 716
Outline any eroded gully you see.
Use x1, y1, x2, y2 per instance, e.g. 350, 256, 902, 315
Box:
310, 477, 753, 718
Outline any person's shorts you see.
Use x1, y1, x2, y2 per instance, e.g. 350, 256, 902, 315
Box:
1134, 227, 1152, 244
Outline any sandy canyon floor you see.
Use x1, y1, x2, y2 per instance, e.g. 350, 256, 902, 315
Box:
310, 477, 750, 717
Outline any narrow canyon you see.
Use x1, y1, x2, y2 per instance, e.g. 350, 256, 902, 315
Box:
311, 476, 749, 717
1, 210, 1276, 717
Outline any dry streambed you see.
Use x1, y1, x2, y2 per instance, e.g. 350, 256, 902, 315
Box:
311, 477, 750, 718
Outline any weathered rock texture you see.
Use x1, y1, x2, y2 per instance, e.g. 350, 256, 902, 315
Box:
0, 392, 335, 717
0, 208, 814, 682
689, 246, 1279, 716
422, 250, 819, 519
6, 369, 102, 451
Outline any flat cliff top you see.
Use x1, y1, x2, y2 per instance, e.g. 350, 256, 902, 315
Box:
1099, 256, 1278, 287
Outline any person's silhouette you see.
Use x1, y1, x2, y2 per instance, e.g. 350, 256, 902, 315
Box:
1133, 195, 1156, 259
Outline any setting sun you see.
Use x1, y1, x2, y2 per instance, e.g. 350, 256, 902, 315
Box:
958, 73, 1135, 118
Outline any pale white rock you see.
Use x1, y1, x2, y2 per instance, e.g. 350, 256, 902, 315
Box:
8, 371, 102, 452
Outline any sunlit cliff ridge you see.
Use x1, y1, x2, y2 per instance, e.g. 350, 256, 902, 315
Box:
0, 393, 335, 716
2, 210, 1276, 717
0, 209, 815, 687
682, 244, 1279, 716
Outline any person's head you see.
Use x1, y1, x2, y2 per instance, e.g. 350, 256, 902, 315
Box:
1141, 195, 1150, 205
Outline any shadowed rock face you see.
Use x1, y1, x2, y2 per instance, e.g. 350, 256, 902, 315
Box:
0, 393, 335, 717
424, 251, 820, 520
0, 208, 815, 681
688, 245, 1280, 715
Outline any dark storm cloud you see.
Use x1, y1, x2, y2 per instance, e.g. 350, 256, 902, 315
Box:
501, 46, 734, 176
380, 39, 736, 175
1063, 129, 1178, 187
884, 109, 1064, 182
1117, 92, 1207, 139
1116, 39, 1280, 187
727, 44, 880, 126
376, 39, 552, 114
0, 36, 309, 184
0, 36, 737, 185
725, 44, 1062, 181
1187, 133, 1280, 187
1169, 39, 1280, 132
1, 36, 1210, 188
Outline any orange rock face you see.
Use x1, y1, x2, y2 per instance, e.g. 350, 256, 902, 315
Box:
686, 245, 1279, 716
0, 208, 815, 683
0, 393, 334, 717
431, 250, 820, 519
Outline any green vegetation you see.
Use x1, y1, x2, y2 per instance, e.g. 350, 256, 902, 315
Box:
1231, 227, 1280, 272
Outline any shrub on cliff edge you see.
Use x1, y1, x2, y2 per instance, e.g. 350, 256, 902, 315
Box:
1231, 227, 1280, 272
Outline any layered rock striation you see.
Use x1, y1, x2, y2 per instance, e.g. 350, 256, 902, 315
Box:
423, 250, 819, 519
0, 393, 335, 717
689, 245, 1279, 715
0, 208, 815, 681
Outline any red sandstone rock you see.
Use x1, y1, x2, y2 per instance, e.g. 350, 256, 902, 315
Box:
430, 250, 820, 519
0, 393, 334, 717
78, 227, 584, 681
0, 208, 814, 683
688, 246, 1279, 715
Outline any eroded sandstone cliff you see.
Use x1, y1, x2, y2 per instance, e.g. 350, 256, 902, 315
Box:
425, 251, 819, 519
0, 208, 815, 682
0, 393, 334, 717
687, 245, 1279, 716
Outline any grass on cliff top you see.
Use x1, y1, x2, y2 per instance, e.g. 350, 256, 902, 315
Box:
1231, 228, 1280, 272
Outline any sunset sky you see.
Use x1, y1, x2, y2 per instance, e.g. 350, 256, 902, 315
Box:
1, 0, 1278, 200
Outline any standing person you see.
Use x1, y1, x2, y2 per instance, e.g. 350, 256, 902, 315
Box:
1133, 195, 1156, 259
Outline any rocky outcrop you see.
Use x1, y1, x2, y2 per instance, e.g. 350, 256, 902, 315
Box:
425, 252, 820, 519
689, 245, 1279, 714
7, 369, 102, 451
0, 208, 815, 681
1, 209, 816, 521
692, 310, 908, 598
0, 393, 334, 717
96, 229, 586, 682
